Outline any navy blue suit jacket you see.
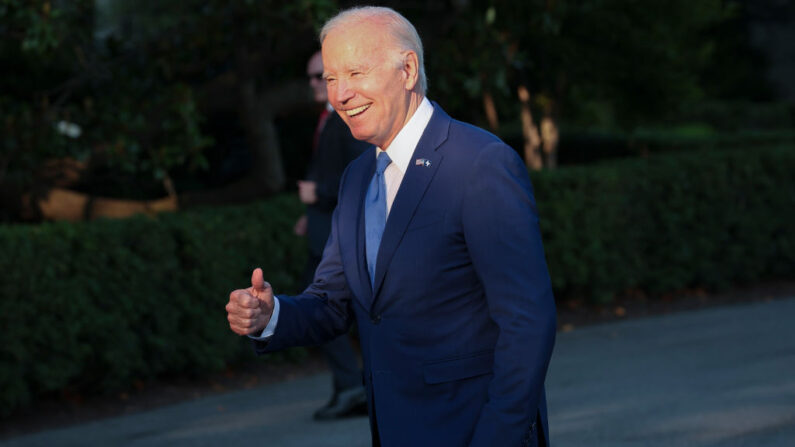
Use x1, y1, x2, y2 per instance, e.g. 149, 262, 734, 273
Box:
257, 104, 556, 446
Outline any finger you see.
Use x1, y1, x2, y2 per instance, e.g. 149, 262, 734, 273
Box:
255, 286, 273, 306
228, 317, 255, 336
227, 300, 257, 319
251, 268, 266, 292
228, 312, 266, 336
230, 289, 259, 308
228, 312, 255, 328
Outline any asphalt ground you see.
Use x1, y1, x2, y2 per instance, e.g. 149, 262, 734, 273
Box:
3, 297, 794, 446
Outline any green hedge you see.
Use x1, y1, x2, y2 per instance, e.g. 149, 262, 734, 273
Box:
677, 101, 794, 131
500, 124, 795, 166
0, 195, 306, 416
535, 145, 795, 302
1, 145, 793, 417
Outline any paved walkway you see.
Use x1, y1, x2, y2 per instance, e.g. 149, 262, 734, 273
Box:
3, 298, 794, 446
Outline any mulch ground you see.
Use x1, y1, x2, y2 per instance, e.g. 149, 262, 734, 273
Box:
2, 281, 793, 440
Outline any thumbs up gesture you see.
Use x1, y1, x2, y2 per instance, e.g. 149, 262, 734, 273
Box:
226, 268, 275, 336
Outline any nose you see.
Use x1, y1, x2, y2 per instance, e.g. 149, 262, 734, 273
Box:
332, 79, 354, 105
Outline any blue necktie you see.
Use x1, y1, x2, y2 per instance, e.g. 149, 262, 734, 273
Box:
365, 151, 392, 286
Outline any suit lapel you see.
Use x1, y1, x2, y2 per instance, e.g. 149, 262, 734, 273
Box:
371, 105, 451, 302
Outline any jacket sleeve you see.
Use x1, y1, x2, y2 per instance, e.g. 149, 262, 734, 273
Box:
462, 143, 557, 446
254, 171, 355, 354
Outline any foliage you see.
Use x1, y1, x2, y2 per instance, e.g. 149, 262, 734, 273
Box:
535, 145, 795, 302
0, 195, 306, 416
699, 0, 783, 101
2, 0, 780, 220
675, 101, 794, 131
1, 0, 336, 218
554, 124, 795, 166
2, 145, 793, 416
414, 0, 762, 131
495, 99, 795, 165
2, 1, 208, 197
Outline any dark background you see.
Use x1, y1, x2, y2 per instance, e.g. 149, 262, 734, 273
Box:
1, 0, 793, 221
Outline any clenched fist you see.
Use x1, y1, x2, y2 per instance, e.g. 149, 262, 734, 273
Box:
226, 268, 275, 336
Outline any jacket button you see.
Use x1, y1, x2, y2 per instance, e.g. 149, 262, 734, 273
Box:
371, 315, 382, 324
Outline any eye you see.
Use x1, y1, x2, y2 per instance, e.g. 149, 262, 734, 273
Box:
325, 76, 336, 85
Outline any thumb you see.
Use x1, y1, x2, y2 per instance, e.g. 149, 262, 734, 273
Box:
251, 268, 266, 292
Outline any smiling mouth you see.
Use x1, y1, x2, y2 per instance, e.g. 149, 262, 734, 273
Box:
345, 104, 371, 117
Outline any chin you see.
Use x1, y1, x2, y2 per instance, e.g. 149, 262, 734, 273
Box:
347, 126, 369, 142
350, 132, 369, 143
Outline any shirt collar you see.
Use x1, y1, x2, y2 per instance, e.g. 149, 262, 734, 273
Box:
376, 97, 434, 175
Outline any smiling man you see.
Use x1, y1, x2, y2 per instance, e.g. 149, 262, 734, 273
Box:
226, 6, 556, 446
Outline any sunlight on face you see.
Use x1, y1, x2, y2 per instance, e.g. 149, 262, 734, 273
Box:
322, 21, 415, 149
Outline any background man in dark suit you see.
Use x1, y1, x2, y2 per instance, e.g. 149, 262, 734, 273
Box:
293, 50, 370, 420
227, 6, 556, 446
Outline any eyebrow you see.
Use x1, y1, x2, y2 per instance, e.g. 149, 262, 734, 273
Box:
324, 69, 360, 78
323, 62, 372, 79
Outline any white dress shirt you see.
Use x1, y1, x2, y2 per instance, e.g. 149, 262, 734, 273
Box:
378, 97, 434, 216
250, 97, 435, 341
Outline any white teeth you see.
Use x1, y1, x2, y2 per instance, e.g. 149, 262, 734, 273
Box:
346, 104, 371, 117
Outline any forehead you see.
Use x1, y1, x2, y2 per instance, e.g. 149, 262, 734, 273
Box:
321, 22, 391, 72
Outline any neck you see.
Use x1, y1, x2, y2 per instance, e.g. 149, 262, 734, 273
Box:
381, 93, 425, 150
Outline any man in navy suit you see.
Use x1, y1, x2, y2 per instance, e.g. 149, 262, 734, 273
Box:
226, 6, 556, 446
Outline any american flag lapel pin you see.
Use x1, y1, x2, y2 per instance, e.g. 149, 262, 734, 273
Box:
415, 158, 431, 167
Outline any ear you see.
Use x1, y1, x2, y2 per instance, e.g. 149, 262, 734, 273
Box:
401, 50, 420, 91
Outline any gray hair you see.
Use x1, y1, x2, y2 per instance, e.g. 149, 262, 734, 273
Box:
320, 6, 427, 94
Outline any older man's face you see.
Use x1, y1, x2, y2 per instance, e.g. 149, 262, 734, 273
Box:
322, 21, 413, 149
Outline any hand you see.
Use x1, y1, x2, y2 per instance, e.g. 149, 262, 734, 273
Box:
294, 214, 308, 236
297, 180, 317, 204
226, 268, 275, 336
